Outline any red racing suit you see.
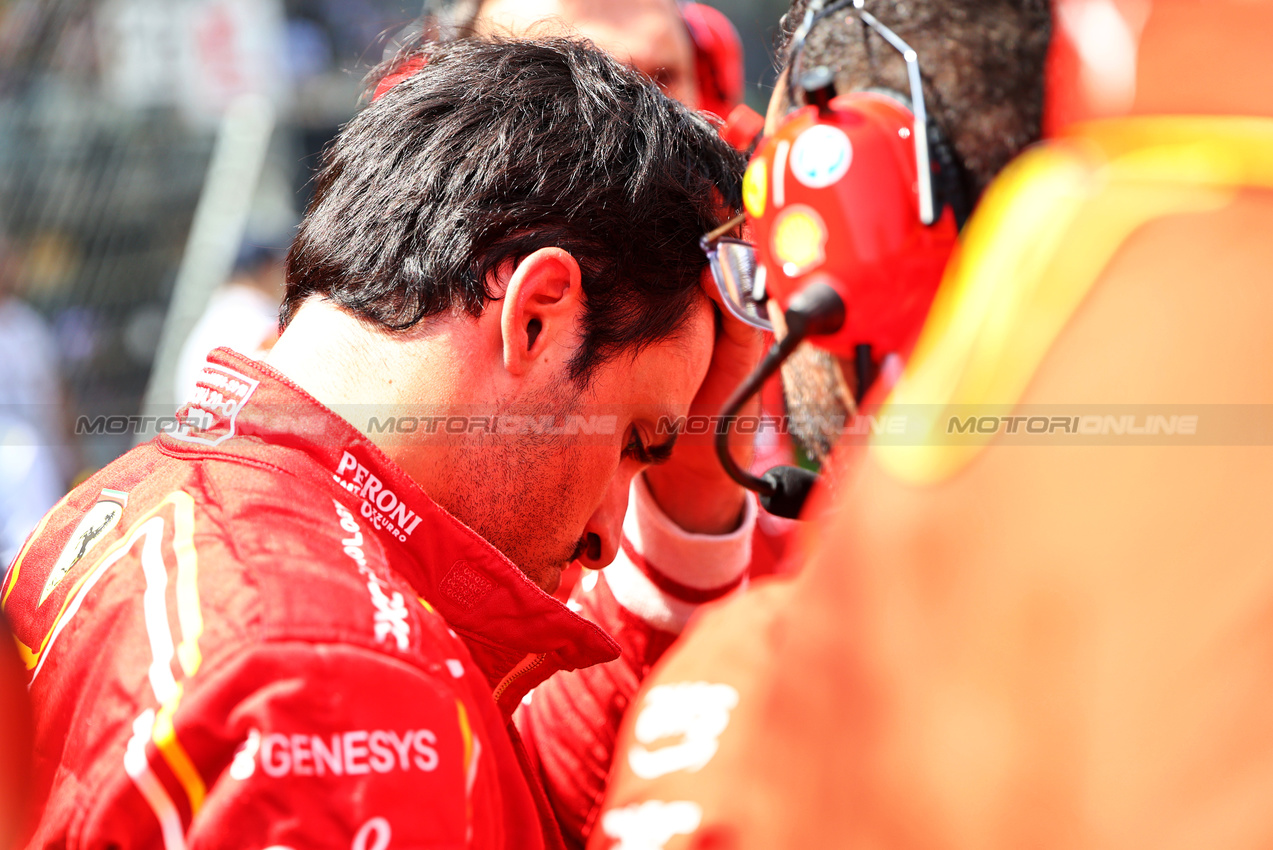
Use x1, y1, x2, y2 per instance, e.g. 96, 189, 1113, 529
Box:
516, 475, 781, 848
514, 345, 799, 850
2, 348, 620, 849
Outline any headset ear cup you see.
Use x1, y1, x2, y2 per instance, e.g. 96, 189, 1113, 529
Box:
860, 86, 971, 230
748, 91, 960, 358
681, 3, 745, 117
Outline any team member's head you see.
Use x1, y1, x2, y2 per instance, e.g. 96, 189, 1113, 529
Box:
473, 0, 702, 108
778, 0, 1049, 192
274, 38, 744, 592
393, 0, 742, 114
767, 0, 1052, 462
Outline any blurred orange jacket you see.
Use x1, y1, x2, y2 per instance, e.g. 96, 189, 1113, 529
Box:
592, 3, 1273, 847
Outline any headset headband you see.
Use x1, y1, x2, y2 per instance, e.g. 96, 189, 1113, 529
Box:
787, 0, 938, 225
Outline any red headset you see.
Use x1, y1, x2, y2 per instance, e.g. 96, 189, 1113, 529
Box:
706, 0, 964, 367
709, 0, 968, 518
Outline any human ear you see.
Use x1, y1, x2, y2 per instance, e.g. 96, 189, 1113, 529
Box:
500, 247, 584, 376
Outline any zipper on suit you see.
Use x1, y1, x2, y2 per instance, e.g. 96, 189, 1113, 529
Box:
492, 652, 547, 705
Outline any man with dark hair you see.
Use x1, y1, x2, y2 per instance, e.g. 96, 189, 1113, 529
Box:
2, 37, 744, 847
346, 8, 772, 849
508, 0, 1052, 843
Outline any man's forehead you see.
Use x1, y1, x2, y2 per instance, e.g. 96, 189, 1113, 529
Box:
619, 294, 714, 395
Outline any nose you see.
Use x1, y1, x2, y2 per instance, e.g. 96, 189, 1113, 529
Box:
578, 472, 633, 570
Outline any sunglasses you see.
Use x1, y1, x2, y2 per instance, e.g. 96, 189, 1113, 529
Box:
700, 212, 772, 332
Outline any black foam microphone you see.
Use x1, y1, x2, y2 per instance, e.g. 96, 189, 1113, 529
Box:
749, 464, 820, 521
715, 279, 845, 519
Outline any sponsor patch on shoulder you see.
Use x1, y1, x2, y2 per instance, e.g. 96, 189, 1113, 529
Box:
333, 451, 424, 542
40, 489, 128, 605
258, 727, 440, 778
628, 681, 740, 780
333, 500, 412, 651
601, 800, 703, 849
170, 363, 260, 446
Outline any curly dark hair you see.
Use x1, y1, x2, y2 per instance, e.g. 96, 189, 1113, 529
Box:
283, 37, 745, 385
776, 0, 1051, 197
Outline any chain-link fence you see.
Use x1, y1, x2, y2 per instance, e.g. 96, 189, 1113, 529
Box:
0, 0, 418, 476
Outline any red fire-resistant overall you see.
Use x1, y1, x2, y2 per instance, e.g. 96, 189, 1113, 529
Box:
3, 348, 621, 849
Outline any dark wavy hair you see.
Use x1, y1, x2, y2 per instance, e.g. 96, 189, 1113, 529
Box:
777, 0, 1051, 197
283, 37, 745, 385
